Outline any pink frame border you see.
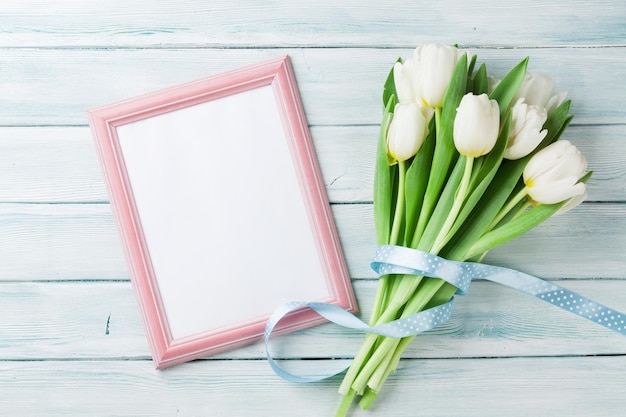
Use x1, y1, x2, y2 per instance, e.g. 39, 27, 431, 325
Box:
87, 56, 357, 369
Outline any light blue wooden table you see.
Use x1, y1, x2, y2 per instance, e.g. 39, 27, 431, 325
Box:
1, 1, 625, 415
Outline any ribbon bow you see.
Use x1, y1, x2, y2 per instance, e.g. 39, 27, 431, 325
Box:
265, 245, 626, 382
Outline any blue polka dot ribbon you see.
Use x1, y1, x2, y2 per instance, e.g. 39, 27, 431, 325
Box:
265, 244, 626, 382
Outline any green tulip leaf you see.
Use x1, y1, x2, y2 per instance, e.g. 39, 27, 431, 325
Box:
518, 100, 574, 161
544, 100, 571, 135
472, 63, 489, 95
441, 156, 528, 261
418, 155, 466, 251
543, 100, 574, 145
466, 53, 478, 92
464, 201, 562, 259
467, 53, 477, 77
489, 57, 529, 118
410, 54, 468, 247
373, 96, 396, 245
382, 58, 401, 106
464, 170, 594, 259
404, 123, 435, 246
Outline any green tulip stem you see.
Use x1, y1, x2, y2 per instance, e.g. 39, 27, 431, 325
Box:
431, 155, 474, 255
361, 341, 398, 400
358, 387, 379, 410
338, 161, 409, 398
487, 186, 529, 231
513, 200, 533, 219
411, 106, 443, 249
368, 277, 388, 326
374, 274, 424, 325
390, 160, 407, 246
365, 279, 458, 395
338, 333, 379, 395
334, 389, 357, 417
350, 154, 476, 399
475, 198, 533, 263
351, 335, 401, 393
369, 160, 408, 327
434, 106, 442, 143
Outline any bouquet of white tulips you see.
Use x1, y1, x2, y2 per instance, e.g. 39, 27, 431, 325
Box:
335, 44, 590, 416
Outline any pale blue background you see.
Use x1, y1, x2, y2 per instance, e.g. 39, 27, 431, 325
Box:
0, 1, 625, 415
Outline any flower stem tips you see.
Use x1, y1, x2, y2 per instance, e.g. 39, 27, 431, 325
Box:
335, 43, 591, 417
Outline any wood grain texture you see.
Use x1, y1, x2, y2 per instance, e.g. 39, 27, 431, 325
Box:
1, 0, 624, 48
1, 1, 625, 416
1, 280, 626, 361
0, 202, 623, 281
1, 125, 624, 204
1, 357, 625, 417
0, 48, 625, 126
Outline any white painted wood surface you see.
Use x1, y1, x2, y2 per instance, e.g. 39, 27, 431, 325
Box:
0, 1, 625, 415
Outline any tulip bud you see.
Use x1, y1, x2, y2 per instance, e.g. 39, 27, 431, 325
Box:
523, 140, 587, 205
414, 44, 466, 108
487, 75, 500, 94
393, 58, 417, 104
504, 98, 548, 160
545, 90, 568, 115
453, 93, 500, 157
515, 72, 567, 115
386, 103, 428, 163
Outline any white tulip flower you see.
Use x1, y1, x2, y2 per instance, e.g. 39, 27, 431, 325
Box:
453, 93, 500, 157
414, 43, 466, 108
393, 58, 418, 104
545, 90, 568, 115
555, 190, 587, 215
515, 72, 567, 115
386, 103, 428, 163
523, 140, 587, 205
515, 72, 553, 107
504, 98, 548, 160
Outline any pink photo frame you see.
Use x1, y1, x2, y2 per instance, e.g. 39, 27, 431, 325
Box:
87, 56, 357, 369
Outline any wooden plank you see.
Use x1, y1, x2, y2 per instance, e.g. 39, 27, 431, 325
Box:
0, 47, 624, 126
0, 127, 106, 203
0, 2, 624, 417
1, 125, 623, 204
339, 202, 626, 279
0, 356, 625, 416
1, 0, 624, 48
0, 202, 623, 281
1, 280, 626, 361
0, 204, 128, 280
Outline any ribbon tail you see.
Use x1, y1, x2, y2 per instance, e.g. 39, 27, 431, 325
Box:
471, 264, 626, 336
537, 284, 626, 335
264, 299, 455, 382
